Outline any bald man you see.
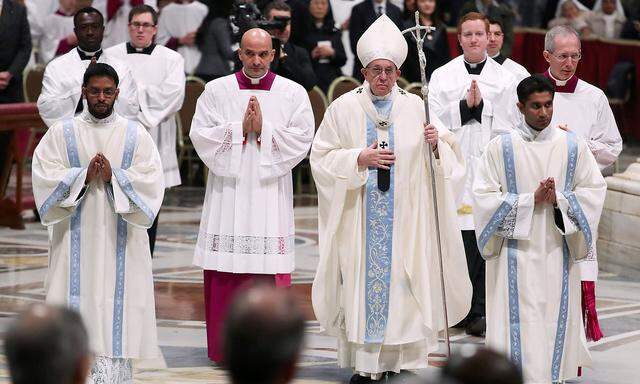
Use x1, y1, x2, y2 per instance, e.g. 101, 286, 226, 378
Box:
190, 28, 314, 363
223, 284, 305, 384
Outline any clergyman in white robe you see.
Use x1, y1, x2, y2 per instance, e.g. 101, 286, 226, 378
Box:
472, 125, 606, 383
311, 15, 472, 379
37, 47, 139, 127
93, 0, 158, 48
32, 109, 165, 380
190, 68, 314, 362
156, 0, 208, 74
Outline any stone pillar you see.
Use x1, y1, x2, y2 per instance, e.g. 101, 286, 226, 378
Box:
598, 158, 640, 279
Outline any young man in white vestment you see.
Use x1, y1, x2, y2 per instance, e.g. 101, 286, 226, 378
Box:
541, 25, 623, 340
472, 74, 607, 384
32, 63, 165, 383
428, 11, 518, 337
310, 15, 472, 382
156, 0, 208, 75
487, 18, 529, 81
37, 7, 139, 128
106, 4, 185, 256
38, 0, 77, 64
189, 28, 314, 363
93, 0, 158, 48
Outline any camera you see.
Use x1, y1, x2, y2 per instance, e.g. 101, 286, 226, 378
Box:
231, 1, 290, 37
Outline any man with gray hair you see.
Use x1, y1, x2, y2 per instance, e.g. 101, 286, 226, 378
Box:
4, 304, 92, 384
223, 284, 306, 384
541, 24, 622, 342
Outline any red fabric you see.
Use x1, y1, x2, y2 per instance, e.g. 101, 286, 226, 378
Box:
165, 37, 180, 51
235, 70, 277, 91
56, 38, 74, 56
543, 70, 579, 93
581, 280, 604, 342
106, 0, 124, 22
203, 270, 291, 362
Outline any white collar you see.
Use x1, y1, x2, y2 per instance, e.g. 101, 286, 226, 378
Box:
519, 122, 555, 142
80, 109, 118, 125
77, 46, 102, 56
242, 68, 268, 85
463, 54, 487, 68
547, 69, 571, 86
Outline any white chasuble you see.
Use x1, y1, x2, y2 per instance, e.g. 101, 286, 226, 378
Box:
542, 70, 622, 281
37, 48, 139, 127
106, 42, 186, 188
429, 55, 518, 230
190, 71, 314, 274
311, 84, 472, 377
472, 128, 606, 384
32, 112, 165, 359
156, 1, 208, 74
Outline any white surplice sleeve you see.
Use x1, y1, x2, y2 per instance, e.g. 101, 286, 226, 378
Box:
110, 123, 165, 228
587, 92, 622, 170
137, 54, 185, 128
554, 138, 607, 269
32, 122, 89, 225
37, 64, 78, 127
428, 71, 464, 132
189, 84, 245, 177
257, 86, 314, 180
472, 136, 536, 259
112, 62, 140, 121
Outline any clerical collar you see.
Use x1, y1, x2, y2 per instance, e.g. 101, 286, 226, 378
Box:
126, 42, 156, 55
544, 69, 578, 93
463, 55, 487, 75
77, 47, 103, 61
80, 108, 117, 125
490, 52, 506, 65
235, 70, 276, 90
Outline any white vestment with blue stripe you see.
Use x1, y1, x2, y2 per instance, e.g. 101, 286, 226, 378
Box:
472, 127, 606, 384
32, 111, 165, 360
311, 84, 472, 378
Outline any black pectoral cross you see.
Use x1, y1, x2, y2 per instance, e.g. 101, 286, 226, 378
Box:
379, 141, 388, 149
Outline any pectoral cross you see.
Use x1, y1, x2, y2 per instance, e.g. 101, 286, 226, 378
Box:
379, 141, 388, 149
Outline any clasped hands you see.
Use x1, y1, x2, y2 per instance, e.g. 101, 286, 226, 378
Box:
85, 153, 112, 184
466, 79, 483, 108
357, 123, 438, 169
534, 177, 557, 206
242, 96, 263, 136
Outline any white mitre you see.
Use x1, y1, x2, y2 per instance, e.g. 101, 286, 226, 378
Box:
356, 14, 408, 68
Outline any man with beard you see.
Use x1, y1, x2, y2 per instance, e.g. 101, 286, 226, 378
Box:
37, 6, 139, 127
472, 74, 606, 383
31, 63, 165, 383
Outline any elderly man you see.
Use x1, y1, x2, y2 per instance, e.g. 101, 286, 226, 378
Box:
190, 27, 314, 363
106, 4, 185, 256
473, 74, 606, 383
5, 304, 93, 384
487, 18, 529, 81
32, 63, 165, 383
311, 15, 471, 382
37, 6, 139, 127
428, 11, 518, 337
541, 25, 623, 340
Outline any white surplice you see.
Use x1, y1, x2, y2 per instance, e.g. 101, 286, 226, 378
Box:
544, 72, 622, 281
472, 126, 606, 384
32, 111, 165, 359
429, 55, 518, 230
106, 42, 186, 187
93, 0, 158, 48
39, 12, 74, 64
503, 58, 530, 81
311, 84, 472, 378
37, 48, 139, 127
156, 1, 208, 74
190, 72, 314, 274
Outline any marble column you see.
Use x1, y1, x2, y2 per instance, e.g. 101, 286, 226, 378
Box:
598, 158, 640, 279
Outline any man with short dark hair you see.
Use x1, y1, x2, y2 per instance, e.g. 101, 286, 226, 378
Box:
32, 62, 165, 383
487, 18, 529, 81
223, 284, 305, 384
92, 0, 158, 48
4, 304, 92, 384
264, 0, 318, 91
106, 4, 185, 256
37, 6, 139, 127
472, 74, 606, 383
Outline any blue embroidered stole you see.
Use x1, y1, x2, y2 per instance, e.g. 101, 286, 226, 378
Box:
364, 100, 394, 343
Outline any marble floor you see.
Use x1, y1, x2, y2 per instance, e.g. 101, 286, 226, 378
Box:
0, 187, 639, 384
